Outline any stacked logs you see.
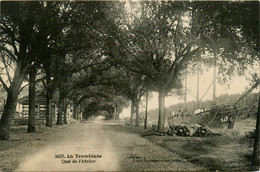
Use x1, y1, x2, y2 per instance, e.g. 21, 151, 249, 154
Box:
167, 124, 209, 137
174, 125, 190, 136
193, 126, 208, 137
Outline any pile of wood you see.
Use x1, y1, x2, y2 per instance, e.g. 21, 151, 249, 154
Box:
167, 124, 210, 137
174, 125, 190, 136
192, 126, 208, 137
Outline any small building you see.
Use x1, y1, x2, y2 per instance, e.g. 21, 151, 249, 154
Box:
18, 95, 57, 119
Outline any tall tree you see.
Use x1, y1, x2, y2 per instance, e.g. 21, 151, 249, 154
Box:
112, 68, 146, 125
27, 65, 37, 133
0, 2, 43, 139
144, 82, 149, 129
0, 1, 72, 138
106, 1, 205, 131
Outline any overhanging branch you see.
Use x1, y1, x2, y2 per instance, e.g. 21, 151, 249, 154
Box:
0, 76, 9, 91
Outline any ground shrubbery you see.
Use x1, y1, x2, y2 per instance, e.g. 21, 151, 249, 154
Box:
12, 118, 28, 126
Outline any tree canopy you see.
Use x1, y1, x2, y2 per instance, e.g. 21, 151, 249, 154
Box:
0, 1, 259, 148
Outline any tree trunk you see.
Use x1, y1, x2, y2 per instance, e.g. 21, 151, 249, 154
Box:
135, 100, 140, 126
63, 99, 68, 124
109, 107, 113, 119
45, 75, 54, 127
108, 106, 113, 120
63, 107, 68, 124
114, 105, 119, 120
76, 105, 80, 120
27, 66, 37, 133
56, 97, 63, 125
157, 89, 166, 132
73, 101, 77, 120
184, 69, 187, 112
57, 87, 67, 125
227, 115, 236, 129
197, 62, 200, 105
213, 53, 217, 103
144, 88, 148, 129
130, 99, 134, 125
251, 92, 260, 170
116, 111, 119, 120
46, 91, 52, 127
0, 63, 25, 140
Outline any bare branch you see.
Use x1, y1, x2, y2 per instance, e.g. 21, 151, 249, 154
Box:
172, 47, 202, 76
138, 85, 146, 100
1, 21, 19, 56
1, 55, 13, 84
41, 80, 47, 86
19, 83, 28, 94
0, 46, 17, 63
0, 76, 9, 91
18, 76, 46, 94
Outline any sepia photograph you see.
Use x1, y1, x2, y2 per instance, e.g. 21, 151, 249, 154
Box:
0, 0, 259, 171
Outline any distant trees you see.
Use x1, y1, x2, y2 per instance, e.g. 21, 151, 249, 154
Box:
74, 84, 129, 120
112, 68, 146, 125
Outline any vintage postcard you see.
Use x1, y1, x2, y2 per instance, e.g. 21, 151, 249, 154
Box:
0, 1, 259, 171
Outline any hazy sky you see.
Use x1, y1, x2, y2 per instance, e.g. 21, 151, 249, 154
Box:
121, 65, 259, 118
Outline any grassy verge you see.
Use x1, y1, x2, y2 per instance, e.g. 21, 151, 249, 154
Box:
0, 122, 78, 171
114, 118, 255, 171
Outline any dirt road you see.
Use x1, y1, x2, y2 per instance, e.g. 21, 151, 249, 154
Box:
15, 120, 204, 171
